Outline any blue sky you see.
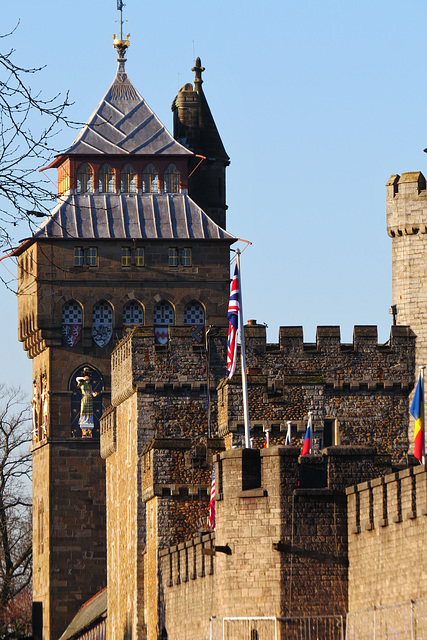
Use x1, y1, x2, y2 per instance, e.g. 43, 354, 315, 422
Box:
2, 0, 427, 390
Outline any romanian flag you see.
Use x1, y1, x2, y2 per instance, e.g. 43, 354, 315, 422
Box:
301, 413, 312, 456
410, 373, 425, 463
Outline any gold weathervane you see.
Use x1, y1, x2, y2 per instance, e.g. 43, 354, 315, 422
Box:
113, 0, 130, 58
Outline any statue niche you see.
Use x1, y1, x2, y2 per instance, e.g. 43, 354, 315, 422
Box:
70, 365, 104, 438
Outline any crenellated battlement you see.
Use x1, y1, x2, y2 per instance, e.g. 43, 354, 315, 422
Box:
346, 464, 427, 611
218, 323, 414, 460
158, 445, 381, 633
346, 463, 426, 534
159, 533, 215, 586
386, 171, 427, 237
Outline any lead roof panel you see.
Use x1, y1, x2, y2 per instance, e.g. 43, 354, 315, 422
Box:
33, 193, 235, 241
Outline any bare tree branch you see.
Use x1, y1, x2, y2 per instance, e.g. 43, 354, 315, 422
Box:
0, 25, 76, 251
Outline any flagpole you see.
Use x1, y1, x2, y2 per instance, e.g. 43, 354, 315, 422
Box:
236, 250, 251, 449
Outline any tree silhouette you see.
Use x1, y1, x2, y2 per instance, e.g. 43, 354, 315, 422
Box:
0, 384, 32, 639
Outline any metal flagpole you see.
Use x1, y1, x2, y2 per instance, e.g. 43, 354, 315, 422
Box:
422, 366, 426, 465
236, 250, 251, 449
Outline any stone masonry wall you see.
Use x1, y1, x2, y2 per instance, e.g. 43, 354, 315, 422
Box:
38, 441, 106, 640
347, 464, 427, 612
219, 324, 414, 462
156, 446, 379, 640
159, 534, 216, 640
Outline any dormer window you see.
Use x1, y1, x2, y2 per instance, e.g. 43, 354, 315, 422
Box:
121, 164, 137, 193
76, 163, 93, 193
142, 163, 159, 193
99, 163, 115, 193
164, 164, 180, 193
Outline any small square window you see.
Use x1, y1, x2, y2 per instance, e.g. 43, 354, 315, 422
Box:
122, 247, 131, 267
86, 247, 98, 267
74, 247, 84, 267
181, 248, 192, 267
169, 247, 179, 267
135, 248, 145, 267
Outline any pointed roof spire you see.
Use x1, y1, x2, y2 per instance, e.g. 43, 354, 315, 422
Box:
192, 57, 205, 92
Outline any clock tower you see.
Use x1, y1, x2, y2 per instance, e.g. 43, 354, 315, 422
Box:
15, 35, 233, 640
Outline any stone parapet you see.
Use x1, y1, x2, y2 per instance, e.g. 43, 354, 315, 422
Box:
347, 464, 427, 610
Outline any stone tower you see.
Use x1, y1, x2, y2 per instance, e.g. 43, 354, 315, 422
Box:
14, 36, 233, 640
171, 57, 230, 229
386, 171, 427, 375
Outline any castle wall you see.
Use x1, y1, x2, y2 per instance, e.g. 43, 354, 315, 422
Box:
156, 446, 379, 640
347, 465, 427, 612
103, 390, 146, 640
159, 534, 215, 640
219, 324, 414, 462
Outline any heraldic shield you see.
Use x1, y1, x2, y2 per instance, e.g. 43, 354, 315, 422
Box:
155, 326, 169, 345
92, 301, 113, 347
62, 301, 83, 347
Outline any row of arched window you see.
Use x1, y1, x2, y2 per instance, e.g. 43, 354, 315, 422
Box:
62, 299, 205, 348
76, 162, 181, 194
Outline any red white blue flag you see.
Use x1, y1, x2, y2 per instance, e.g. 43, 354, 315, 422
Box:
302, 413, 312, 456
227, 262, 240, 379
208, 466, 216, 530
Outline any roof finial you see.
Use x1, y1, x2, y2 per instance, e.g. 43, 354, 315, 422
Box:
192, 57, 205, 91
113, 1, 130, 65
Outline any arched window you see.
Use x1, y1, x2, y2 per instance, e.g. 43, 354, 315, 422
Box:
184, 301, 205, 325
154, 301, 174, 344
164, 164, 180, 193
154, 301, 174, 325
92, 300, 113, 347
123, 301, 144, 331
120, 163, 137, 193
76, 163, 93, 193
142, 163, 159, 193
62, 300, 83, 347
99, 163, 115, 193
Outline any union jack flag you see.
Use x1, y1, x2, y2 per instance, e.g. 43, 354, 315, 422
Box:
208, 466, 216, 530
227, 261, 240, 379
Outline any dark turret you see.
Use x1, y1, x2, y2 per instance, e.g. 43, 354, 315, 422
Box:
172, 58, 230, 229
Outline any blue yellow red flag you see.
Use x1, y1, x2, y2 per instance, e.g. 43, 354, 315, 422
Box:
410, 372, 425, 463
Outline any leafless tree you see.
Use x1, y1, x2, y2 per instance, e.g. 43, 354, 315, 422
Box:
0, 384, 32, 638
0, 25, 73, 253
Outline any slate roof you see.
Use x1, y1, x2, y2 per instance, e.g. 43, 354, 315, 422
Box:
63, 65, 192, 157
59, 588, 107, 640
33, 193, 235, 241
